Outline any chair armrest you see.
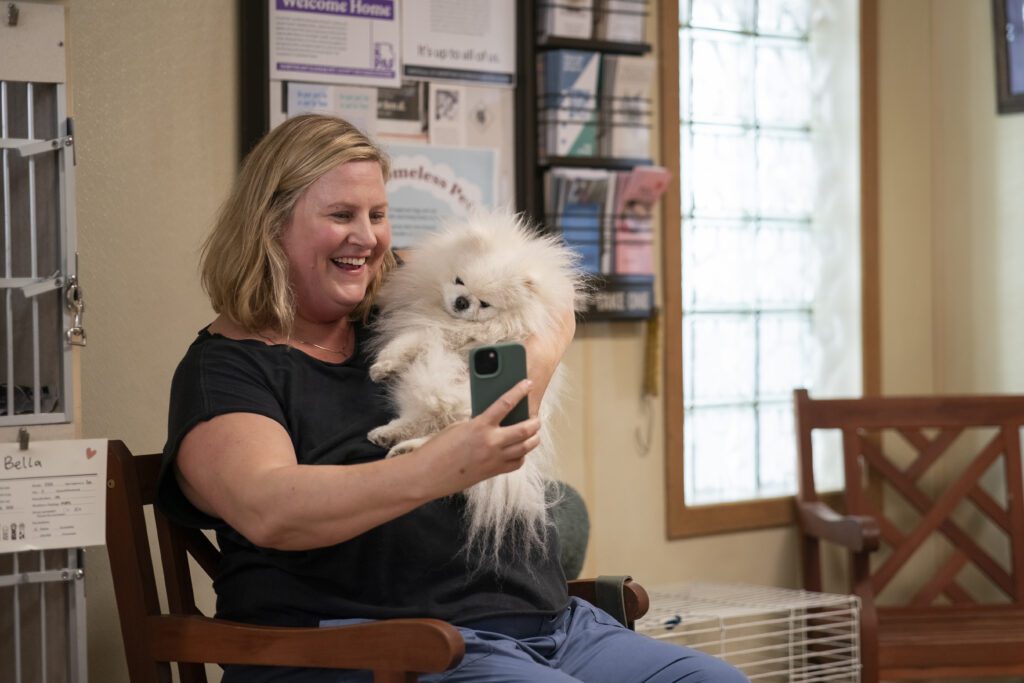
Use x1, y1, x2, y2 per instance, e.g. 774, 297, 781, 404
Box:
568, 577, 650, 623
146, 614, 464, 673
797, 500, 880, 553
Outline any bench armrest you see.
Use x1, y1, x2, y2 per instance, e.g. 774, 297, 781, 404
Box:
797, 500, 880, 553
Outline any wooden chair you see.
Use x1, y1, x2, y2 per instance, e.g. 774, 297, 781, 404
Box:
105, 440, 649, 682
794, 389, 1024, 682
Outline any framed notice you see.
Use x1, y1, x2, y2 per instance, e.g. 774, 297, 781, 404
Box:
268, 0, 401, 88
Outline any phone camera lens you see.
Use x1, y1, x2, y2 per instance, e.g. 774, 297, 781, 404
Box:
474, 347, 500, 375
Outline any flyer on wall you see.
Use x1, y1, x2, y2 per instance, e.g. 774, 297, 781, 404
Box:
400, 0, 515, 86
0, 439, 108, 553
385, 144, 496, 249
427, 83, 513, 204
286, 81, 379, 136
269, 0, 401, 88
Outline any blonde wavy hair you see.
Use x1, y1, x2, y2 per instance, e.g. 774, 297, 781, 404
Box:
200, 114, 394, 333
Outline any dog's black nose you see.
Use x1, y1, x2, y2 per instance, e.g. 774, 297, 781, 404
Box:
454, 296, 469, 311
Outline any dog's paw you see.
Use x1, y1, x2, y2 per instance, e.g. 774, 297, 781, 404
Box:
369, 359, 397, 383
368, 425, 396, 447
387, 436, 430, 458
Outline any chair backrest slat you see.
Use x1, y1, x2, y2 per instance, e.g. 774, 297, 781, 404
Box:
133, 450, 164, 505
1003, 424, 1024, 601
107, 441, 222, 683
107, 441, 172, 682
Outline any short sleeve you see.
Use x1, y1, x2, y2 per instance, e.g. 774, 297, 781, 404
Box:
156, 338, 288, 529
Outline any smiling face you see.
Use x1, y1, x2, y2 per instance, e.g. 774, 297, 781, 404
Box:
280, 160, 391, 324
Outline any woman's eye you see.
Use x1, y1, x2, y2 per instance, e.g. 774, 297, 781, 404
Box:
454, 277, 464, 285
332, 212, 351, 221
371, 212, 386, 222
479, 301, 490, 308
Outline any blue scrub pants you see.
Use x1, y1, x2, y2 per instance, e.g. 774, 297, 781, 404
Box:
223, 598, 748, 682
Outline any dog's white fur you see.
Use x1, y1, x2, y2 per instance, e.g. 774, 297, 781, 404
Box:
367, 209, 584, 563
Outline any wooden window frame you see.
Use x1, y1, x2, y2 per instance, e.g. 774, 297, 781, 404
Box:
659, 0, 881, 538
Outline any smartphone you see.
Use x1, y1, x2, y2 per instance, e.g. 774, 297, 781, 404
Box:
469, 342, 529, 426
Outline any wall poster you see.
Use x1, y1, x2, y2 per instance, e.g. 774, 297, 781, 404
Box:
385, 144, 497, 249
269, 0, 401, 88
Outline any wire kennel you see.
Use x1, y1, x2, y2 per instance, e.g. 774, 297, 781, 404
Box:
635, 582, 861, 682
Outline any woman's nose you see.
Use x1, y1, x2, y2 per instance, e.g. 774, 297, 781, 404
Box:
348, 215, 377, 246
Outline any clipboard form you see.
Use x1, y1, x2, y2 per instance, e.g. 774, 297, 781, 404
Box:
0, 438, 107, 553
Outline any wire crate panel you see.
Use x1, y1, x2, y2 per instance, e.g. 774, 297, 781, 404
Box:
0, 549, 87, 683
635, 582, 860, 682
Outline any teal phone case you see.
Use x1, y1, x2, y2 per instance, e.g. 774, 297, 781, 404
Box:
470, 342, 529, 426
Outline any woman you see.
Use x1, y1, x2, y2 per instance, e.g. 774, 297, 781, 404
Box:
158, 114, 746, 682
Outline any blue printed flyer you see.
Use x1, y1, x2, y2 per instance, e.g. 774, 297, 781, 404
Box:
385, 144, 496, 249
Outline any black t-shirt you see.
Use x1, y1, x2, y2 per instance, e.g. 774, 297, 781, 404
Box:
156, 326, 568, 628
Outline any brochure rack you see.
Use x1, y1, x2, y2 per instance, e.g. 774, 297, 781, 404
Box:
515, 1, 657, 321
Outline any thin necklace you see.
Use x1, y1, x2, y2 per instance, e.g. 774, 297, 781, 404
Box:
259, 329, 352, 355
293, 336, 350, 355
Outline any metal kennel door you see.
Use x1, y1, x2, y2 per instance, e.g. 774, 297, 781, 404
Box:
0, 1, 81, 429
2, 3, 88, 682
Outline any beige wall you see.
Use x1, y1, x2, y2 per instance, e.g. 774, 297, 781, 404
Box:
65, 1, 237, 681
58, 0, 1024, 681
877, 0, 1024, 397
877, 0, 936, 395
927, 0, 1024, 394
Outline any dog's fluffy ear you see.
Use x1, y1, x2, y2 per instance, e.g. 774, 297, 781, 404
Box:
448, 224, 489, 255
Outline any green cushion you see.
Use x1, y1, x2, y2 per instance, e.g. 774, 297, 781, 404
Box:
548, 481, 590, 580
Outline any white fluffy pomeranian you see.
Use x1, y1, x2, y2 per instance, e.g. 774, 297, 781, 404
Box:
367, 208, 586, 562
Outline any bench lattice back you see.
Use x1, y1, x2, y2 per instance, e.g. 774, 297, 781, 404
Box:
795, 391, 1024, 607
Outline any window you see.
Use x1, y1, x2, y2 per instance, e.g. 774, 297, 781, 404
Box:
661, 0, 876, 536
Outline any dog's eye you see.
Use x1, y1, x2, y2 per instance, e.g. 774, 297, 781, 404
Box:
479, 301, 491, 308
454, 277, 464, 286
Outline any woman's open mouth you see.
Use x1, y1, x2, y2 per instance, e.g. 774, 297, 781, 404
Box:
331, 256, 367, 271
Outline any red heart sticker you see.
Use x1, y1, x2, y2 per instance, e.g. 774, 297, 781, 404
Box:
86, 447, 97, 459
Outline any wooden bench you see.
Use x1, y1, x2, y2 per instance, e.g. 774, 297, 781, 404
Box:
794, 389, 1024, 681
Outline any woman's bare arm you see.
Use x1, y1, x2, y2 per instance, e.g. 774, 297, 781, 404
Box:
522, 304, 577, 416
175, 379, 540, 551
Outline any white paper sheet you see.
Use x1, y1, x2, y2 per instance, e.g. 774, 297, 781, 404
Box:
0, 439, 108, 553
401, 0, 515, 86
427, 83, 513, 204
